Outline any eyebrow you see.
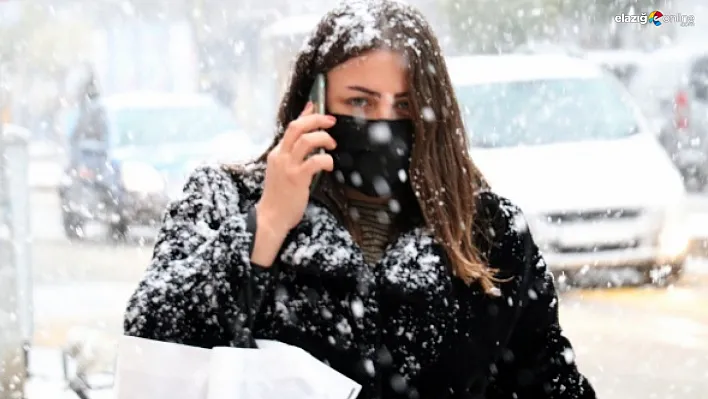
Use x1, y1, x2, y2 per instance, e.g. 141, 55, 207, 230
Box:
347, 85, 408, 98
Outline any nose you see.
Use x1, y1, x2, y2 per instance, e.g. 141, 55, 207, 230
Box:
371, 94, 397, 120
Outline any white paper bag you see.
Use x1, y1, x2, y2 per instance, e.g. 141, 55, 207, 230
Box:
115, 336, 212, 399
115, 335, 362, 399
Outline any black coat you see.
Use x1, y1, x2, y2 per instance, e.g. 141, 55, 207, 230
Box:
124, 164, 596, 399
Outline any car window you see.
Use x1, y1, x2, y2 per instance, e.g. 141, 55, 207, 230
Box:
455, 77, 640, 148
690, 56, 708, 76
71, 104, 109, 144
689, 56, 708, 101
109, 103, 240, 147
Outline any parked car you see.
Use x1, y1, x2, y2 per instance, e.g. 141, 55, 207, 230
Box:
626, 46, 708, 192
58, 91, 258, 240
447, 54, 689, 284
583, 49, 645, 85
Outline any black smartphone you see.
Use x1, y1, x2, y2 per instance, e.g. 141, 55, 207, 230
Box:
309, 73, 327, 193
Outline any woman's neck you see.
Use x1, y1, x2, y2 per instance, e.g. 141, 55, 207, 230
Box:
343, 187, 391, 205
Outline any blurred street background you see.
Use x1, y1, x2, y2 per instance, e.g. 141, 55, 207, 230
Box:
2, 0, 708, 398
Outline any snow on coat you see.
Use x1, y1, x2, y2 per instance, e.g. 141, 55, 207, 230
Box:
124, 163, 595, 399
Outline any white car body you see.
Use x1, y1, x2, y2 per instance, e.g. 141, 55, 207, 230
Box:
582, 49, 647, 67
447, 54, 689, 272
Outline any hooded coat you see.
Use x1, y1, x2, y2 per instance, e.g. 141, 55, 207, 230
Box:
124, 163, 596, 399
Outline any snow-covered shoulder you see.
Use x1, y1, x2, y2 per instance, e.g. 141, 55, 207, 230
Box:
171, 161, 266, 214
123, 160, 271, 346
475, 189, 529, 242
473, 188, 547, 284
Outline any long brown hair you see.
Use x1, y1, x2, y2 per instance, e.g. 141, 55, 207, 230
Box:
255, 0, 500, 294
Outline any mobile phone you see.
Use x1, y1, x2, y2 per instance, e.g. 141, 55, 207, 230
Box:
309, 74, 327, 193
310, 73, 326, 115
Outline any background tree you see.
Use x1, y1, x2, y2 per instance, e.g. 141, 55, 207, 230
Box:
440, 0, 669, 53
441, 0, 565, 54
0, 2, 93, 129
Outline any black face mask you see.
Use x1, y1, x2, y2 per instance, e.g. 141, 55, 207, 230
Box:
326, 114, 414, 198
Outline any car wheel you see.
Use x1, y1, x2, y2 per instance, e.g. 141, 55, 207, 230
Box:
669, 260, 685, 281
107, 218, 129, 242
644, 261, 685, 287
682, 167, 708, 193
62, 211, 85, 241
552, 271, 574, 292
696, 171, 708, 193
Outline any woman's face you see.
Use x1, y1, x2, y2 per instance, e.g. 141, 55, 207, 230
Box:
326, 49, 411, 120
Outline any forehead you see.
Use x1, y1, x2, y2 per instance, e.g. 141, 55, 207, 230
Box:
328, 50, 408, 88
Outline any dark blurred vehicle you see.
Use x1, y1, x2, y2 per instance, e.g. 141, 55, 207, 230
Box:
58, 91, 256, 240
627, 46, 708, 192
583, 49, 644, 86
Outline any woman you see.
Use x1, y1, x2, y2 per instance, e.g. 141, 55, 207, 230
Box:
124, 1, 596, 398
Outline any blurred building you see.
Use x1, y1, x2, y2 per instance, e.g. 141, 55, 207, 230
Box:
607, 0, 705, 49
674, 0, 707, 45
2, 0, 468, 142
89, 20, 199, 95
186, 0, 449, 138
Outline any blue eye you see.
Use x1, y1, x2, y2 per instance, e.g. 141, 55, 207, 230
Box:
396, 101, 410, 110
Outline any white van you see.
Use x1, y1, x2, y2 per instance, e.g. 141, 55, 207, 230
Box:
447, 54, 689, 282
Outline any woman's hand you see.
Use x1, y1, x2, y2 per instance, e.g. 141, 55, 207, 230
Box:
251, 103, 337, 267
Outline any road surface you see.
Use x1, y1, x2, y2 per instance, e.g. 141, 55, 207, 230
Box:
25, 189, 708, 399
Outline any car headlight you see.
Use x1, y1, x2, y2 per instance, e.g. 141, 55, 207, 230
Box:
121, 161, 165, 194
657, 204, 691, 259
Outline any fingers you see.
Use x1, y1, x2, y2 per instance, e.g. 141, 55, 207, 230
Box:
280, 113, 337, 152
291, 131, 337, 161
300, 153, 334, 176
266, 103, 337, 187
279, 102, 312, 151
